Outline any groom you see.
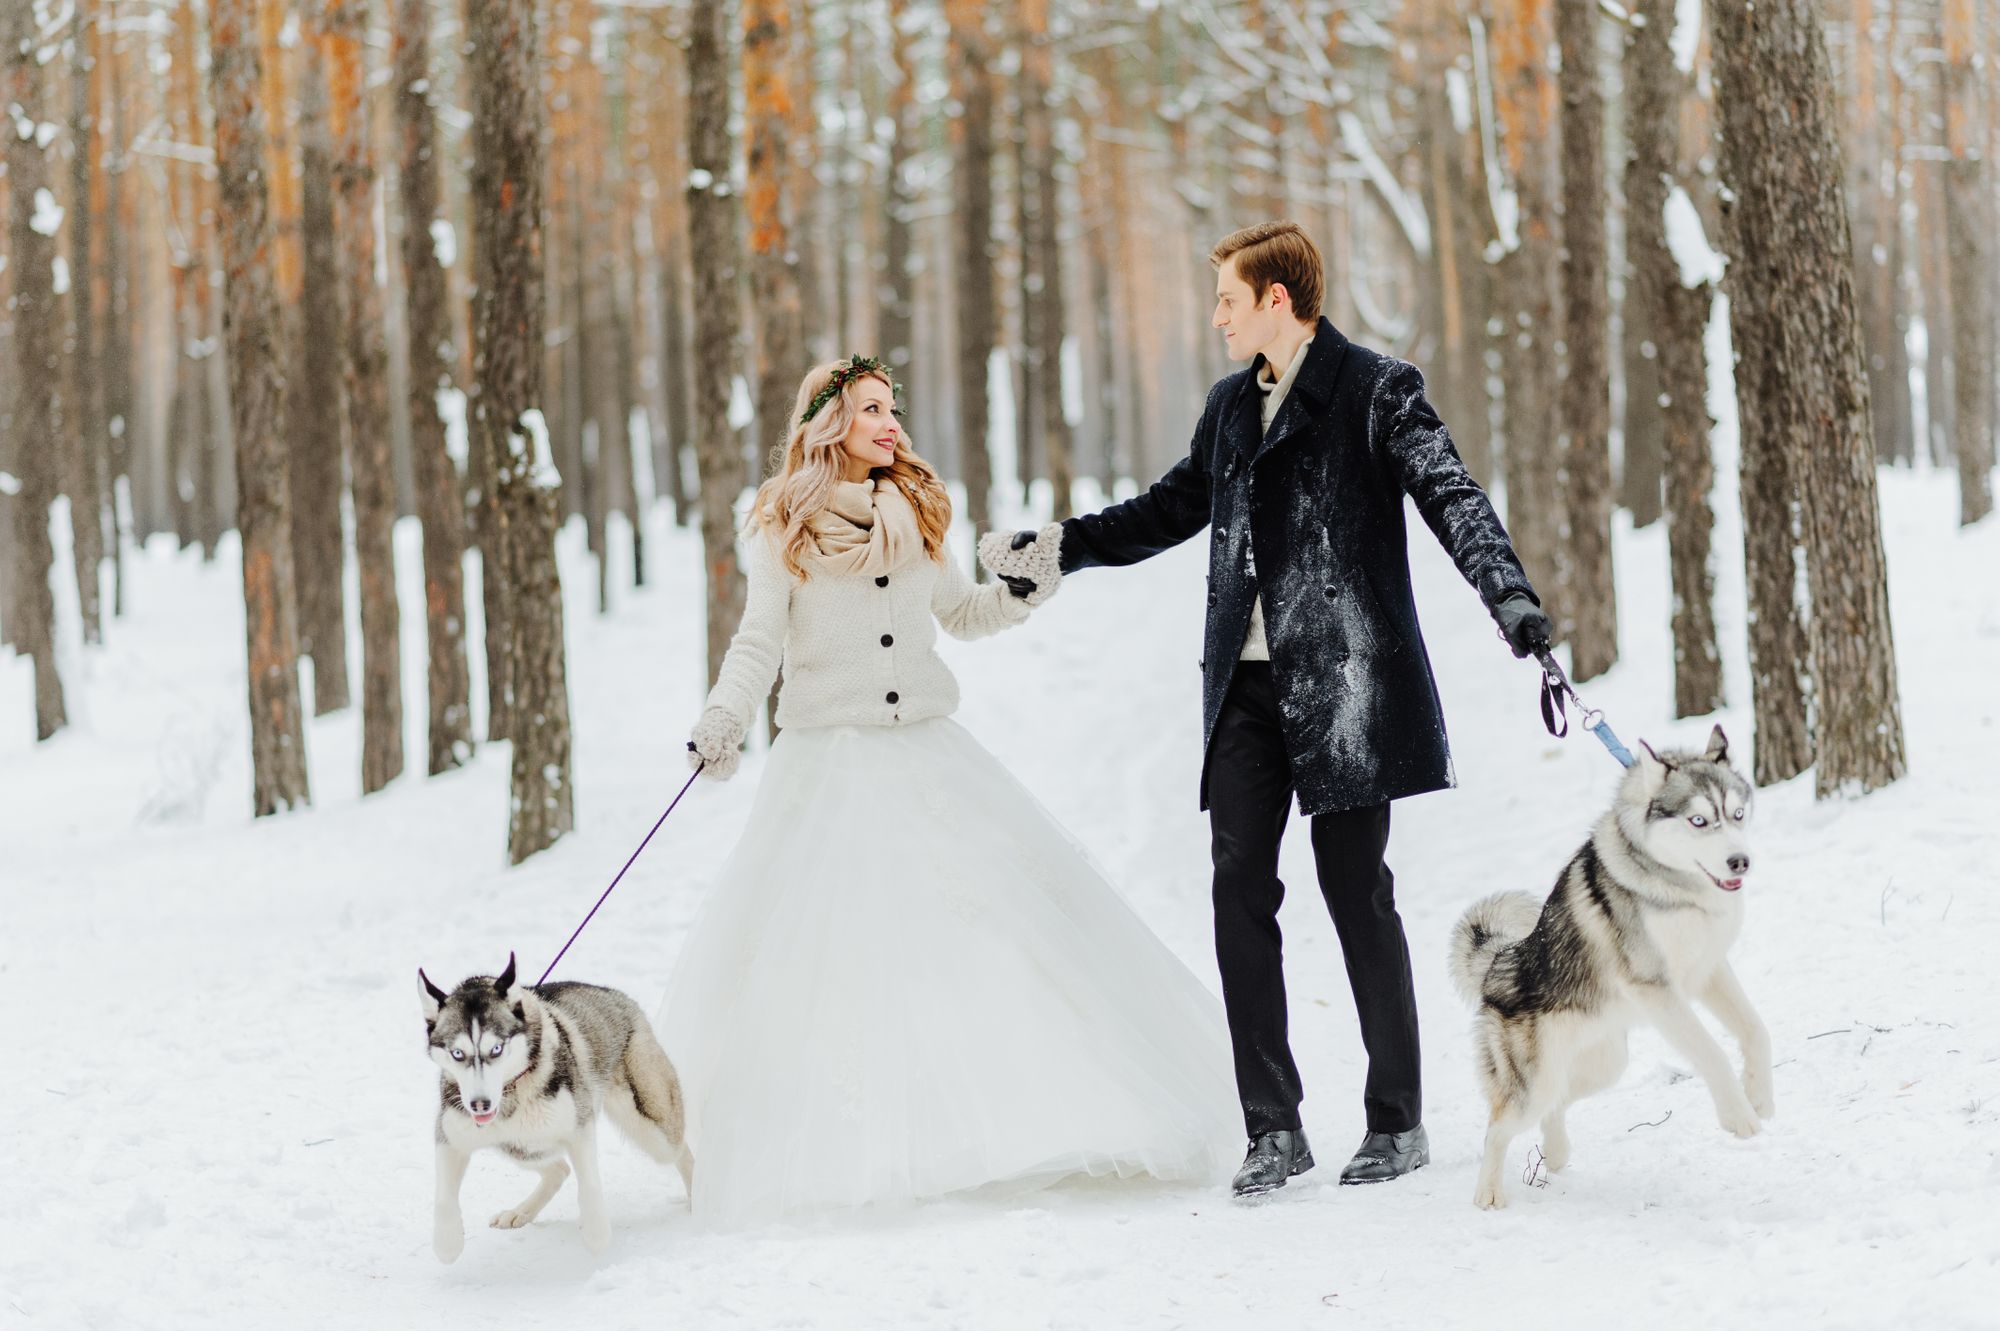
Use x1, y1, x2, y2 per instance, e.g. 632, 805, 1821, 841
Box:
984, 222, 1552, 1196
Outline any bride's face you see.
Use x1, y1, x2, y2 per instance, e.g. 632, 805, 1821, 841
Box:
838, 377, 901, 481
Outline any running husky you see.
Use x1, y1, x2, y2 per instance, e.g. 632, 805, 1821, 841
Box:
1448, 725, 1773, 1210
420, 954, 693, 1261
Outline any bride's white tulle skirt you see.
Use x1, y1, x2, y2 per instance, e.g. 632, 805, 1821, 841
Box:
655, 717, 1241, 1227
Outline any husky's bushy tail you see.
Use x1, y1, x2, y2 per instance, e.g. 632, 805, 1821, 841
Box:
1448, 892, 1542, 1004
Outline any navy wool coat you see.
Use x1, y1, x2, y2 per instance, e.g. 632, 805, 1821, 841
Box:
1058, 317, 1537, 817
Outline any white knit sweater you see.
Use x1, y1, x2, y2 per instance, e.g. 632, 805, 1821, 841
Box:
703, 528, 1034, 731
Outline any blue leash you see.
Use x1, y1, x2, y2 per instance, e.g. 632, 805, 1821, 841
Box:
1534, 648, 1635, 769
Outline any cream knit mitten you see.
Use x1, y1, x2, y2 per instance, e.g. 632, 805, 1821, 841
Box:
688, 707, 746, 780
976, 522, 1065, 606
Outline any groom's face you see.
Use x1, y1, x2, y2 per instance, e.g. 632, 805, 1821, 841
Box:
1212, 258, 1288, 365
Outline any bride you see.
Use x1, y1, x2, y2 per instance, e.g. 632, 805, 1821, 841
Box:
659, 355, 1239, 1226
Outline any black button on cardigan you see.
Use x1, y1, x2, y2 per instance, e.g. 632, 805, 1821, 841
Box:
881, 634, 893, 647
886, 691, 899, 704
875, 575, 889, 587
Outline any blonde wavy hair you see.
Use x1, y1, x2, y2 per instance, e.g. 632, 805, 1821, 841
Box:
751, 358, 953, 580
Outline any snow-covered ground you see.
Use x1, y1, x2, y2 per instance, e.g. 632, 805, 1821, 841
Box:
3, 460, 1996, 1329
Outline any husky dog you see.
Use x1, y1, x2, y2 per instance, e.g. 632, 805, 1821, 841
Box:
1448, 725, 1773, 1210
420, 954, 694, 1261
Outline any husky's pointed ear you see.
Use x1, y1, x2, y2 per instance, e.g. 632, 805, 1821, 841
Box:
494, 952, 518, 998
1705, 725, 1730, 764
420, 968, 448, 1023
1636, 739, 1672, 780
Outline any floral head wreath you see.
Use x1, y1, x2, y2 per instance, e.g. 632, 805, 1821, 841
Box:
800, 354, 904, 426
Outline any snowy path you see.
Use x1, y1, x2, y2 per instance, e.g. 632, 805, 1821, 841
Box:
3, 474, 1996, 1329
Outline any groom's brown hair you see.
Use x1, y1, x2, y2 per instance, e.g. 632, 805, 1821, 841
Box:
1209, 222, 1324, 324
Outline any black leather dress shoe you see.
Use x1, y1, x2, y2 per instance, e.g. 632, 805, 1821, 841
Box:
1339, 1124, 1430, 1184
1231, 1129, 1315, 1197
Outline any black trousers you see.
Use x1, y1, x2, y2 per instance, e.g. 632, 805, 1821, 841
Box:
1208, 662, 1422, 1137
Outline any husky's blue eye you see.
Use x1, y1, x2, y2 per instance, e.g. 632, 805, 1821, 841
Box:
451, 1049, 466, 1062
1689, 815, 1708, 828
489, 1043, 504, 1059
1731, 809, 1745, 821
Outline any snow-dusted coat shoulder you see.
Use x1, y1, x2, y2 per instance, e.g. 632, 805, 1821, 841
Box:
703, 527, 1032, 732
1056, 317, 1537, 817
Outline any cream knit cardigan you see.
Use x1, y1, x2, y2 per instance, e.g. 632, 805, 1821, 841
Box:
703, 526, 1034, 731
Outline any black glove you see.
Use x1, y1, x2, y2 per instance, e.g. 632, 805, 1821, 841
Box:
1001, 574, 1036, 599
1494, 593, 1553, 659
1008, 530, 1036, 551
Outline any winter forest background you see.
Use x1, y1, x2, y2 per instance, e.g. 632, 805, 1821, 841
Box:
2, 0, 1997, 1326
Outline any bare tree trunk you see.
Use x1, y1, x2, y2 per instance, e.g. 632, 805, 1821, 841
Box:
292, 17, 352, 716
1943, 0, 1995, 525
98, 9, 132, 613
1629, 0, 1723, 719
7, 0, 70, 742
688, 0, 749, 691
1492, 0, 1566, 626
1019, 0, 1073, 519
1712, 0, 1906, 798
745, 0, 806, 481
68, 0, 107, 646
211, 0, 311, 814
1557, 0, 1617, 681
947, 0, 997, 543
394, 0, 473, 775
329, 0, 405, 792
881, 0, 917, 382
470, 0, 573, 863
641, 5, 695, 527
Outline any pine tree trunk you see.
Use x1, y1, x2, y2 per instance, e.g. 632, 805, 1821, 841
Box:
1629, 0, 1723, 719
7, 0, 70, 742
745, 0, 806, 479
329, 0, 405, 793
687, 0, 749, 691
1492, 0, 1566, 624
210, 0, 311, 814
97, 11, 132, 614
1943, 0, 1995, 525
1556, 0, 1617, 682
470, 0, 573, 863
1019, 0, 1073, 519
394, 0, 473, 775
1711, 0, 1906, 798
68, 0, 107, 646
881, 0, 917, 382
947, 0, 997, 542
293, 20, 352, 716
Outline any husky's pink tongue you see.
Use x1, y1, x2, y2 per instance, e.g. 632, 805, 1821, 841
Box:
1720, 878, 1743, 892
472, 1110, 497, 1126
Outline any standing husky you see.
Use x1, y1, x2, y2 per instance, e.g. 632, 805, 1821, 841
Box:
1448, 725, 1773, 1210
420, 954, 693, 1260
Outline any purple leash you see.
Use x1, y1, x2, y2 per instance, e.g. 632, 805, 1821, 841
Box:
536, 759, 706, 986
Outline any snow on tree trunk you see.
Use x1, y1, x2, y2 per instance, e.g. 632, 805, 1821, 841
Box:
1628, 0, 1723, 720
8, 0, 70, 742
1711, 0, 1906, 799
686, 0, 749, 694
393, 0, 473, 776
329, 0, 404, 794
1556, 0, 1617, 683
209, 0, 311, 814
469, 0, 573, 863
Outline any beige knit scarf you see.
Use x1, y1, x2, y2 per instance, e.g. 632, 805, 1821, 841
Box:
801, 478, 920, 576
